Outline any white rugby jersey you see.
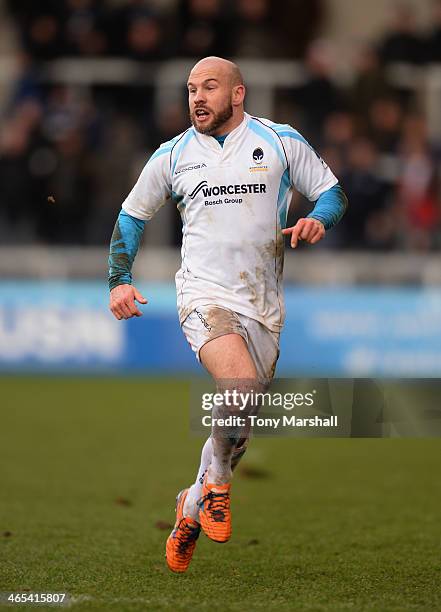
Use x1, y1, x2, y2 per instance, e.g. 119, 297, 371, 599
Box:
122, 112, 337, 331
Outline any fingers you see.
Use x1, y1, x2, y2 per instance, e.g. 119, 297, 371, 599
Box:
307, 219, 325, 244
122, 294, 142, 318
133, 288, 148, 305
120, 301, 135, 319
130, 286, 147, 316
110, 298, 129, 320
283, 219, 325, 248
111, 306, 123, 321
282, 224, 302, 248
111, 299, 139, 320
299, 221, 316, 242
109, 284, 146, 320
310, 230, 323, 244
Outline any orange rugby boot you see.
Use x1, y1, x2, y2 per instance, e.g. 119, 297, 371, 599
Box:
166, 489, 200, 573
198, 477, 232, 543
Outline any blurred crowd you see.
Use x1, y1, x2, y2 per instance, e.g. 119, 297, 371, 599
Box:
5, 0, 322, 61
1, 0, 441, 250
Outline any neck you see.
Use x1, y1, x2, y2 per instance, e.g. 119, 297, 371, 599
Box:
212, 109, 245, 137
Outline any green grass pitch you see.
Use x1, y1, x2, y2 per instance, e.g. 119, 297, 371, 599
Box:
1, 377, 440, 611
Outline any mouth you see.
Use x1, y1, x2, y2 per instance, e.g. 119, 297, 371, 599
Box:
194, 108, 211, 122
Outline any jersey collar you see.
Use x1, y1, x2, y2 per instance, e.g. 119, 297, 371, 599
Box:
193, 112, 249, 150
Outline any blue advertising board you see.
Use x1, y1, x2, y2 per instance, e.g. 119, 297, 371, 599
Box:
1, 281, 441, 376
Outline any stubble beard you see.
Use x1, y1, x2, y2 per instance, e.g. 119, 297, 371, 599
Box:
190, 98, 234, 136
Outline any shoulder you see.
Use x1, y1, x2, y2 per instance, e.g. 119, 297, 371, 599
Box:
148, 128, 195, 164
247, 116, 282, 137
253, 117, 311, 147
247, 116, 312, 154
246, 116, 292, 165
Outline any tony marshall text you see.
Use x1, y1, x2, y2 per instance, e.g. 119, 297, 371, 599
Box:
202, 415, 338, 428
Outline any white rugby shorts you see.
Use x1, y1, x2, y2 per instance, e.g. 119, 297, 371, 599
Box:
181, 304, 280, 381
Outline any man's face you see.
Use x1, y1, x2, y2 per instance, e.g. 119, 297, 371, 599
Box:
187, 66, 234, 135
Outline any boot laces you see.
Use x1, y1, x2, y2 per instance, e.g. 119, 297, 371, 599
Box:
199, 490, 229, 523
175, 519, 199, 555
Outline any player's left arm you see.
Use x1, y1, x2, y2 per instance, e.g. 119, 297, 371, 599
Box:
282, 183, 348, 248
281, 132, 348, 248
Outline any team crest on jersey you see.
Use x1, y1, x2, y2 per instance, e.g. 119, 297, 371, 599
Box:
250, 147, 269, 173
253, 147, 264, 163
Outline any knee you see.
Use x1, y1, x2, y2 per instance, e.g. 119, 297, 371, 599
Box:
215, 380, 266, 418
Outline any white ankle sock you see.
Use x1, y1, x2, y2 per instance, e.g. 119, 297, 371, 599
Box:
183, 437, 213, 521
207, 436, 234, 485
182, 436, 249, 519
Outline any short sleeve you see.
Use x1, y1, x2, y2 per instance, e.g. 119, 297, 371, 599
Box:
121, 147, 172, 221
281, 129, 338, 202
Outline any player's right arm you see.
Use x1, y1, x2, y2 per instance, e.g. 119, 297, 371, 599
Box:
109, 210, 148, 320
108, 144, 172, 320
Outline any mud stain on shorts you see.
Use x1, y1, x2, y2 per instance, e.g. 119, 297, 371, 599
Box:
267, 352, 278, 380
179, 305, 193, 324
204, 306, 244, 342
195, 306, 245, 342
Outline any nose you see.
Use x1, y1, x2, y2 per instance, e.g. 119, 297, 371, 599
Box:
193, 88, 206, 104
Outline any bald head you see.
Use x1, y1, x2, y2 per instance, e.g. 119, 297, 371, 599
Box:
189, 56, 244, 88
187, 56, 246, 136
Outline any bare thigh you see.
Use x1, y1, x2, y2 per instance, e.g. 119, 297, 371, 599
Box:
200, 333, 257, 379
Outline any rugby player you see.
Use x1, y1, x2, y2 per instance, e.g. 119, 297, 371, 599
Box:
108, 56, 347, 573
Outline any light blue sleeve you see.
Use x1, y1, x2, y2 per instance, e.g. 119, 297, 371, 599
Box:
307, 184, 348, 230
108, 210, 146, 291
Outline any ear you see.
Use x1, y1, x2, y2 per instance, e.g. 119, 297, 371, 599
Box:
232, 84, 246, 107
